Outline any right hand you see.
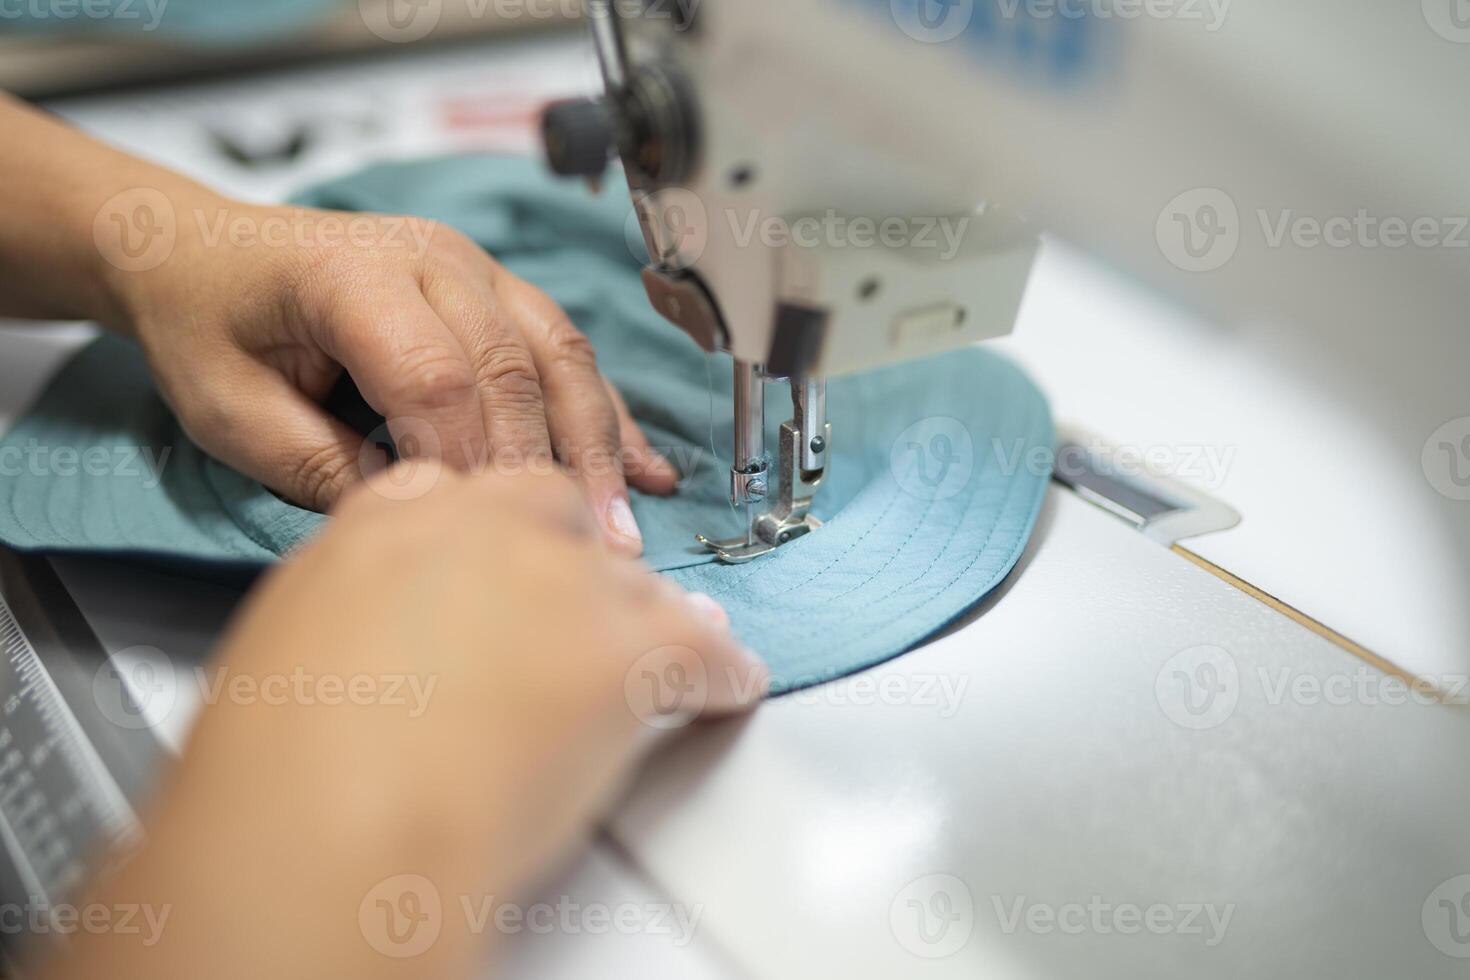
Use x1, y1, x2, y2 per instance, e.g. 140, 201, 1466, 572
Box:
49, 468, 766, 980
209, 465, 769, 892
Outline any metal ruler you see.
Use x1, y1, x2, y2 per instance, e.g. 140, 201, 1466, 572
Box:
0, 549, 160, 947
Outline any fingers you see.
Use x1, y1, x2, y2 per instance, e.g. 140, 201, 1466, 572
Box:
626, 581, 768, 726
429, 250, 644, 556
340, 459, 596, 544
451, 464, 599, 542
313, 277, 489, 476
657, 583, 754, 704
313, 240, 674, 556
417, 259, 555, 472
493, 275, 646, 556
187, 358, 366, 512
604, 380, 679, 497
666, 595, 770, 719
334, 466, 769, 725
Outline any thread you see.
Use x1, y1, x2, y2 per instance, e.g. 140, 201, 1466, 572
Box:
704, 352, 742, 526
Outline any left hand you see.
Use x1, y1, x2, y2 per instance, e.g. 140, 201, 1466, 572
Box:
103, 187, 676, 555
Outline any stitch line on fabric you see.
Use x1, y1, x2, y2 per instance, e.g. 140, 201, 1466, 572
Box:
685, 372, 888, 599
26, 484, 78, 547
818, 469, 945, 604
766, 388, 1021, 617
771, 489, 1006, 674
103, 455, 124, 549
799, 377, 1028, 606
763, 396, 1036, 664
112, 405, 141, 551
698, 481, 907, 603
767, 433, 1047, 688
842, 399, 1045, 646
695, 370, 1028, 611
881, 397, 1024, 599
737, 478, 955, 616
199, 466, 282, 560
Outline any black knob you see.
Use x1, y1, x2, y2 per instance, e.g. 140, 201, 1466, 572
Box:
541, 98, 615, 179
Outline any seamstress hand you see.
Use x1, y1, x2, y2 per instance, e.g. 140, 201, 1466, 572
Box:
0, 94, 675, 556
35, 467, 767, 980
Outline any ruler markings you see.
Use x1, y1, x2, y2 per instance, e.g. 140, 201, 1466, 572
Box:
0, 593, 140, 907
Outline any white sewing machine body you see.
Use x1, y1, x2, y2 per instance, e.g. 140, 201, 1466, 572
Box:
611, 0, 1469, 376
560, 0, 1470, 600
0, 7, 1467, 977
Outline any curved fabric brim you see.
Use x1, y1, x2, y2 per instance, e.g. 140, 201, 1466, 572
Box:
0, 155, 1052, 693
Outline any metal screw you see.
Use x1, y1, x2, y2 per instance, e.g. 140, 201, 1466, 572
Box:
747, 480, 767, 498
809, 435, 826, 454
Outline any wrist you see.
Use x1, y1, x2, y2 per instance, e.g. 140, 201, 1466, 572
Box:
88, 179, 233, 339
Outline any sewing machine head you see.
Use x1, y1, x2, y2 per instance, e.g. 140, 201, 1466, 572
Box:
541, 0, 1038, 562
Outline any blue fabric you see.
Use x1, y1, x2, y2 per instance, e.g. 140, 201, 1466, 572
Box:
0, 155, 1053, 692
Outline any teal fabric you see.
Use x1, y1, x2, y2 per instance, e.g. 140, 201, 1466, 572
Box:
0, 155, 1053, 692
0, 0, 341, 44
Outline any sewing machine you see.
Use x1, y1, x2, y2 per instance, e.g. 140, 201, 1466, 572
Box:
544, 0, 1470, 587
0, 6, 1468, 977
543, 0, 1040, 560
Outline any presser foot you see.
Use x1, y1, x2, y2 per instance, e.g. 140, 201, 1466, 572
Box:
694, 534, 774, 565
700, 370, 830, 566
696, 514, 823, 565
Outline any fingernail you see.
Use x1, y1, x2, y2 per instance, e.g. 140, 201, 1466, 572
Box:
684, 591, 730, 629
604, 496, 643, 551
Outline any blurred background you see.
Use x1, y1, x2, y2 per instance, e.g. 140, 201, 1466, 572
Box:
0, 1, 601, 219
1, 0, 578, 98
